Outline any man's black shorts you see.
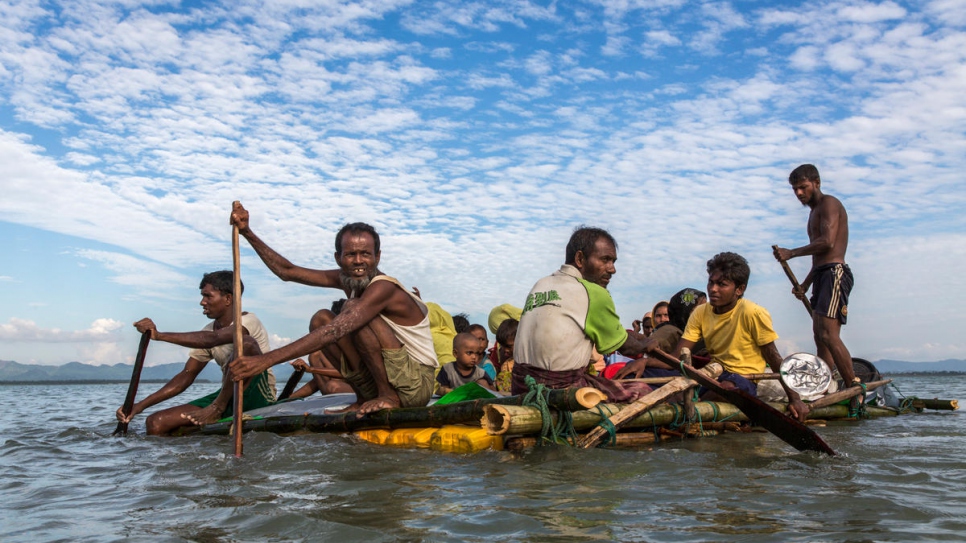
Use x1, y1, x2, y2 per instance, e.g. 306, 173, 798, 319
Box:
810, 263, 853, 325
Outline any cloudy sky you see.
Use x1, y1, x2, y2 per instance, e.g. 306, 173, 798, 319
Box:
1, 0, 964, 369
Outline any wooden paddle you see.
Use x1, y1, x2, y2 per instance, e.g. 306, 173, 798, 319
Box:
231, 209, 245, 457
113, 331, 151, 436
277, 367, 305, 401
773, 244, 813, 314
650, 348, 836, 455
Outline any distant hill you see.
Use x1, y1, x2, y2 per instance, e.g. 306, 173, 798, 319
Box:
2, 358, 963, 382
873, 359, 966, 374
0, 360, 303, 383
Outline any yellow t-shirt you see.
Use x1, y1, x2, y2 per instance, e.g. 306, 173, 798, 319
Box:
681, 298, 778, 375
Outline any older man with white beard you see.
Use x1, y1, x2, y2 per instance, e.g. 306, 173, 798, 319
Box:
228, 203, 438, 415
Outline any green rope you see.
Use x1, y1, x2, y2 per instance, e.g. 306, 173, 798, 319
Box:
848, 383, 869, 419
665, 402, 685, 429
593, 404, 618, 447
891, 383, 922, 414
522, 375, 578, 446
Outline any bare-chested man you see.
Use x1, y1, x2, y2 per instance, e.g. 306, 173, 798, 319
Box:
115, 271, 276, 435
773, 163, 857, 387
227, 203, 438, 414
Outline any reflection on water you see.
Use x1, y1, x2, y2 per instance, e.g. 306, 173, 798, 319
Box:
1, 377, 964, 542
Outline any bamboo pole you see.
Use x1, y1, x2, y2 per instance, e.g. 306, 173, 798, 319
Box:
484, 401, 747, 436
806, 379, 891, 410
231, 215, 244, 458
487, 392, 910, 437
191, 387, 603, 436
800, 404, 899, 420
507, 431, 672, 451
909, 398, 959, 411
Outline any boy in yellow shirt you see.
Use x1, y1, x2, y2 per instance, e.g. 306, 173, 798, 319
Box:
673, 252, 809, 421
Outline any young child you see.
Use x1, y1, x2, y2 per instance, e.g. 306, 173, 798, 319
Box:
467, 324, 495, 380
436, 332, 494, 395
493, 318, 518, 393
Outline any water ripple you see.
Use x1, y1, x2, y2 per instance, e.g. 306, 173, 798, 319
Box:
0, 379, 964, 542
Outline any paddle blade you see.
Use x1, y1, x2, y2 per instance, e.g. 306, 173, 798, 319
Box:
685, 365, 836, 455
114, 331, 151, 437
112, 422, 128, 436
278, 369, 305, 401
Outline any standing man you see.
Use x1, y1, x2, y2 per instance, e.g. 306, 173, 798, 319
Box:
227, 203, 438, 415
115, 271, 276, 435
774, 163, 857, 387
512, 226, 651, 401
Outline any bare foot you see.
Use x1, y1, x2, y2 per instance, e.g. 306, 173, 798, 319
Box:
324, 402, 362, 414
356, 395, 401, 416
181, 405, 226, 426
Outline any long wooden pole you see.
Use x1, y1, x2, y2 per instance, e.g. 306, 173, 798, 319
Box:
113, 331, 151, 436
806, 379, 891, 410
232, 212, 244, 457
773, 244, 813, 315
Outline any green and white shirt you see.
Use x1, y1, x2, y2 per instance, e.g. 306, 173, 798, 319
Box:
514, 264, 628, 372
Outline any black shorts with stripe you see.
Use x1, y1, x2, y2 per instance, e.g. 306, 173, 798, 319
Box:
810, 263, 853, 325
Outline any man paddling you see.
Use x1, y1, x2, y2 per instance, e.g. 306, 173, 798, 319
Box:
228, 203, 438, 414
512, 226, 652, 401
114, 271, 276, 435
773, 164, 857, 388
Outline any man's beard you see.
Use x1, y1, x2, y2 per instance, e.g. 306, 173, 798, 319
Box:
340, 268, 380, 298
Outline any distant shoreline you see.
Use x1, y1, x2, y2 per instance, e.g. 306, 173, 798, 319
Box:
881, 371, 966, 377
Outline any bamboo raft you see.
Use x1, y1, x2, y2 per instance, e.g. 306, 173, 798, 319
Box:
180, 378, 958, 454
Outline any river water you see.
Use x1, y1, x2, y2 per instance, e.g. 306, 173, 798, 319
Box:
1, 375, 963, 542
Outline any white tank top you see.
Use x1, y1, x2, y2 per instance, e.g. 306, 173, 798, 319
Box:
370, 275, 439, 368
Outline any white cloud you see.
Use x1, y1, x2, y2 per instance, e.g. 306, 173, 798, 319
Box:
0, 317, 124, 342
837, 1, 907, 24
0, 0, 964, 366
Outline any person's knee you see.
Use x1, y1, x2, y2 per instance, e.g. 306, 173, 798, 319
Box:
242, 335, 262, 355
310, 309, 336, 330
145, 413, 164, 435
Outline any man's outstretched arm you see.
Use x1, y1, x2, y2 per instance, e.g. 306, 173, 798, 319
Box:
230, 201, 341, 288
230, 281, 398, 380
134, 318, 242, 350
